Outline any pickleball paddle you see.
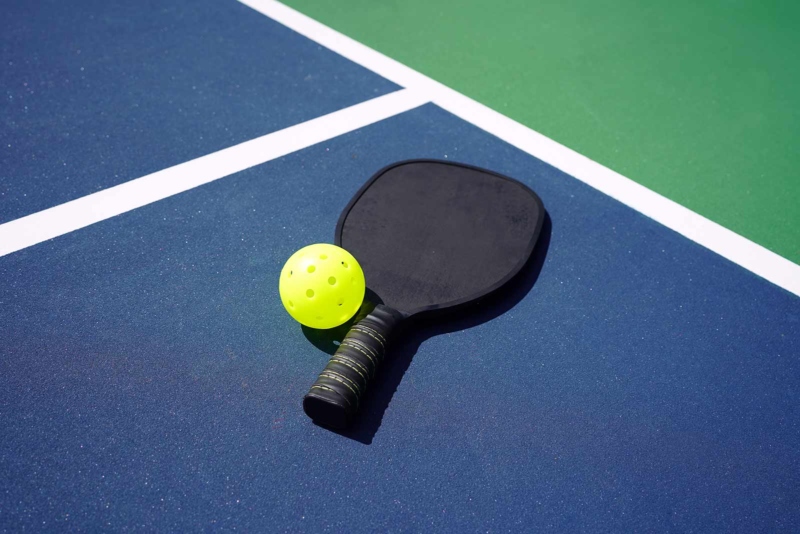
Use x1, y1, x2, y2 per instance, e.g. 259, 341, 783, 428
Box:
303, 160, 545, 428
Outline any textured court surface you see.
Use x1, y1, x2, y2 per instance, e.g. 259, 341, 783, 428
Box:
2, 1, 799, 531
0, 0, 396, 223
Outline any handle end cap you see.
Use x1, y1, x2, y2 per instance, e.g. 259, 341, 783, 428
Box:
303, 392, 352, 429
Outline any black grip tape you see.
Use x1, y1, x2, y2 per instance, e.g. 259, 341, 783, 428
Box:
303, 305, 402, 428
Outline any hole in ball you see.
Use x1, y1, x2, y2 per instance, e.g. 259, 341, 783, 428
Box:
337, 297, 344, 306
320, 254, 328, 260
307, 265, 316, 274
306, 289, 315, 298
328, 276, 336, 285
288, 270, 293, 277
288, 300, 294, 308
341, 261, 349, 268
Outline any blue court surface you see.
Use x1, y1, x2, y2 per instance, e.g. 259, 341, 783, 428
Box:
2, 1, 799, 532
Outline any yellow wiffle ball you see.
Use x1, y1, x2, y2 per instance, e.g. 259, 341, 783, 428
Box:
279, 244, 366, 329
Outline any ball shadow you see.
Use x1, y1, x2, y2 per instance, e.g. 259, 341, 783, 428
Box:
302, 213, 552, 444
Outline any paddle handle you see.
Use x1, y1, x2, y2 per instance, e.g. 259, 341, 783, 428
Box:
303, 305, 403, 428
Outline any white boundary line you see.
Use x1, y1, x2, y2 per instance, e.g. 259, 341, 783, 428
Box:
238, 0, 800, 298
0, 89, 428, 258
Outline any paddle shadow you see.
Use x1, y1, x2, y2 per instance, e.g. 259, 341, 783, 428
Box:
302, 213, 552, 444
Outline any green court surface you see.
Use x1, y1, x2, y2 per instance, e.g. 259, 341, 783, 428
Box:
284, 0, 800, 264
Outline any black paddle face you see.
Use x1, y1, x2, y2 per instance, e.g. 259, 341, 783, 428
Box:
304, 160, 545, 429
336, 160, 545, 317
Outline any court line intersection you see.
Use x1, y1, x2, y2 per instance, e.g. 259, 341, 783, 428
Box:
239, 0, 800, 297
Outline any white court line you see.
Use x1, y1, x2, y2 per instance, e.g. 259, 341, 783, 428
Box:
239, 0, 800, 298
0, 89, 428, 258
